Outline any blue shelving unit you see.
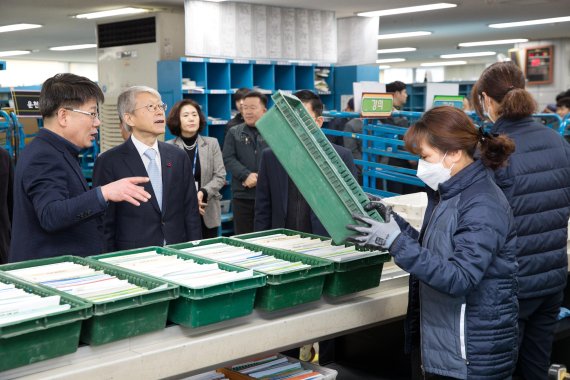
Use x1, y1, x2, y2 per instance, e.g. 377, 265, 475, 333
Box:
157, 57, 336, 144
158, 57, 336, 237
403, 81, 475, 112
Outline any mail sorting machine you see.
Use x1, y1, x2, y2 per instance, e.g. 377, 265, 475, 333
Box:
322, 111, 570, 197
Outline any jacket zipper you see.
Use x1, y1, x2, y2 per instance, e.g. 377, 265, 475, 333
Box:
460, 303, 467, 361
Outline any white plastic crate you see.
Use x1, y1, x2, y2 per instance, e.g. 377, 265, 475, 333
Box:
383, 192, 428, 231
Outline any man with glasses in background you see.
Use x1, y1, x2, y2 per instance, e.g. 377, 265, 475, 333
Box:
93, 86, 201, 252
10, 73, 152, 262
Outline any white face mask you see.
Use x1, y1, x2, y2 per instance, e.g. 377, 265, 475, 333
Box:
417, 152, 453, 191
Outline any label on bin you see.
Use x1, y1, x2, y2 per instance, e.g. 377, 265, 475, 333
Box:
360, 93, 393, 117
432, 95, 465, 109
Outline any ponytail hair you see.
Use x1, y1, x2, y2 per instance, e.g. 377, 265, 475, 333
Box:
472, 62, 537, 120
405, 106, 515, 170
478, 128, 515, 170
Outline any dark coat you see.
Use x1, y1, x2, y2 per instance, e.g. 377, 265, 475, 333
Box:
92, 137, 201, 252
9, 129, 107, 262
0, 147, 13, 264
491, 116, 570, 299
392, 160, 519, 379
254, 143, 358, 237
222, 123, 268, 200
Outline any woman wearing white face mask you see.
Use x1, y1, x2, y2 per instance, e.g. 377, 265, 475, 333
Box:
473, 62, 570, 380
348, 106, 518, 379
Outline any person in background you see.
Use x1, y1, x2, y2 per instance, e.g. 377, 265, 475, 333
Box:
472, 61, 570, 380
93, 86, 201, 251
0, 146, 13, 264
462, 96, 472, 112
556, 97, 570, 119
10, 73, 151, 262
386, 81, 408, 113
348, 106, 519, 380
382, 80, 422, 194
255, 90, 357, 236
325, 97, 354, 146
223, 91, 268, 234
224, 87, 250, 137
167, 99, 226, 239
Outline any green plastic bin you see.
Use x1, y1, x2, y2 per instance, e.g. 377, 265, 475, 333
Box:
0, 255, 178, 345
256, 91, 383, 244
0, 272, 92, 371
167, 237, 334, 311
234, 229, 392, 297
89, 246, 266, 327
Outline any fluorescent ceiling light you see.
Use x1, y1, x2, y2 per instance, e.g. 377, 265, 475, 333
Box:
458, 38, 528, 47
0, 23, 42, 33
378, 65, 392, 69
378, 31, 432, 40
358, 3, 456, 17
0, 50, 32, 57
377, 47, 417, 54
490, 16, 570, 28
421, 60, 467, 67
74, 7, 150, 19
376, 58, 406, 63
440, 51, 496, 58
50, 44, 97, 51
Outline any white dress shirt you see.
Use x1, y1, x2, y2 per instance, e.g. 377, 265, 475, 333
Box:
130, 134, 162, 176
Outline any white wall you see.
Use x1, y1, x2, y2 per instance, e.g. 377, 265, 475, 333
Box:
0, 60, 98, 87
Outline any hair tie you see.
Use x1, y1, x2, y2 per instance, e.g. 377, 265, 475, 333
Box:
478, 127, 497, 143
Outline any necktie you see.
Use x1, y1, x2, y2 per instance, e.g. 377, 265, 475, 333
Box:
144, 148, 162, 210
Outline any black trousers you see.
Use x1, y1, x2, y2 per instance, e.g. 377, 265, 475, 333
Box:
232, 198, 255, 235
201, 217, 219, 239
515, 291, 564, 380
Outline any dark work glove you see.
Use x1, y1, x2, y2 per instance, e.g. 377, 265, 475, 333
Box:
364, 201, 393, 222
346, 213, 401, 250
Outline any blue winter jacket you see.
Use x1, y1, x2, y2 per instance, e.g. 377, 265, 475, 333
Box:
490, 116, 570, 299
391, 160, 519, 379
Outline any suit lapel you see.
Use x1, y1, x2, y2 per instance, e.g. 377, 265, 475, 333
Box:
159, 142, 173, 215
63, 151, 89, 191
122, 138, 162, 214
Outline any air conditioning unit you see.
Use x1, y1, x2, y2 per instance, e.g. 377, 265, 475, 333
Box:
97, 11, 185, 152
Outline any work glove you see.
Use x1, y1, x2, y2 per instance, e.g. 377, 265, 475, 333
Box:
346, 213, 401, 250
364, 192, 392, 222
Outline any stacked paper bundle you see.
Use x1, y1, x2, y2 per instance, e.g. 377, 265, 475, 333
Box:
180, 371, 228, 380
99, 250, 254, 288
6, 262, 149, 302
228, 355, 324, 379
0, 282, 70, 325
245, 234, 379, 263
180, 243, 311, 275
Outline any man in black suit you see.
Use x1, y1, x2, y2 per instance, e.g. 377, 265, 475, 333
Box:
0, 147, 13, 264
254, 90, 358, 236
93, 86, 201, 252
9, 73, 151, 262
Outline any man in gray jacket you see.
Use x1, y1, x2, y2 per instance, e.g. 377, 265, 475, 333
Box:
222, 91, 268, 234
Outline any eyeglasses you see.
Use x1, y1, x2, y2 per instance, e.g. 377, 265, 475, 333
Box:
133, 103, 168, 113
64, 108, 100, 120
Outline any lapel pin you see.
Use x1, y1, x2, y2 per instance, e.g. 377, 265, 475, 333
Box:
167, 162, 172, 168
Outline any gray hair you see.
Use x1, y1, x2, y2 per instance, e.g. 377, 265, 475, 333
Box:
118, 86, 162, 132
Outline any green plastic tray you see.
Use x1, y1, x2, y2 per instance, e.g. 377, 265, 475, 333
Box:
0, 272, 92, 371
0, 256, 178, 345
90, 246, 266, 327
256, 91, 383, 244
234, 229, 391, 297
167, 237, 334, 311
